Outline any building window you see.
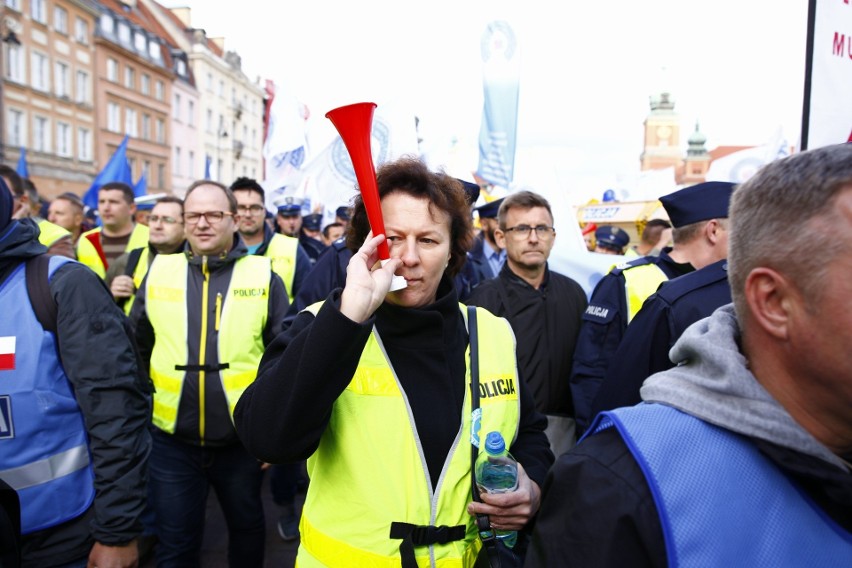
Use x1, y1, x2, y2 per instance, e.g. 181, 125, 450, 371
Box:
142, 114, 151, 140
54, 6, 68, 34
33, 116, 50, 152
251, 128, 257, 148
31, 52, 49, 91
149, 40, 161, 61
156, 118, 165, 143
117, 22, 131, 45
74, 17, 89, 44
55, 61, 70, 98
176, 59, 186, 76
187, 100, 195, 126
125, 108, 138, 137
158, 164, 165, 188
56, 122, 71, 157
75, 70, 89, 104
99, 13, 114, 35
107, 102, 120, 132
218, 80, 224, 98
155, 81, 164, 101
5, 0, 21, 11
173, 93, 181, 120
188, 150, 195, 177
106, 58, 118, 82
124, 66, 135, 89
205, 109, 213, 133
174, 146, 181, 175
4, 43, 25, 82
31, 0, 46, 23
141, 74, 150, 95
206, 72, 212, 91
78, 127, 92, 161
134, 31, 146, 53
6, 109, 24, 147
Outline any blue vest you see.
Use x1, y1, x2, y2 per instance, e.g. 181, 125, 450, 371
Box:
0, 256, 95, 534
590, 404, 852, 567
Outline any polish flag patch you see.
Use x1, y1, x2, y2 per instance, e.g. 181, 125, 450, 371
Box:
0, 337, 15, 371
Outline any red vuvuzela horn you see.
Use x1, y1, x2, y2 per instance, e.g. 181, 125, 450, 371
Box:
326, 102, 406, 290
325, 102, 390, 259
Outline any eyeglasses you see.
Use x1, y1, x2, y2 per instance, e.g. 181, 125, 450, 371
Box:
237, 204, 265, 215
503, 225, 556, 239
184, 211, 235, 225
148, 215, 182, 225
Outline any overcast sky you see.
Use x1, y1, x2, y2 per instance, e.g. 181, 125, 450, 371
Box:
162, 0, 809, 204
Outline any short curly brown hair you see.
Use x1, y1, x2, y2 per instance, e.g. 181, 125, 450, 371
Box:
346, 157, 473, 277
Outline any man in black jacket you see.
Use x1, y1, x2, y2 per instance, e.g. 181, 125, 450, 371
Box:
467, 191, 587, 457
0, 179, 151, 567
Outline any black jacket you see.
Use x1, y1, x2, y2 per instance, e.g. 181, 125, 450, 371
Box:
467, 263, 587, 416
0, 220, 151, 567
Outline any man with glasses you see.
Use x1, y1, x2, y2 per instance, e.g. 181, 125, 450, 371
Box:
467, 191, 587, 455
107, 196, 186, 315
130, 180, 289, 567
230, 177, 311, 303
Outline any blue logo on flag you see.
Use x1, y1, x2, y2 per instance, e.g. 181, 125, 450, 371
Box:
0, 395, 13, 439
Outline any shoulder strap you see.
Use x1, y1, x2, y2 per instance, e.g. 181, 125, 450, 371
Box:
25, 254, 58, 334
124, 247, 145, 277
469, 305, 482, 500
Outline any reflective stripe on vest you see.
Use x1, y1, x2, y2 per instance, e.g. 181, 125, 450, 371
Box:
76, 224, 149, 278
122, 247, 150, 316
36, 219, 71, 248
263, 233, 298, 302
622, 262, 668, 322
297, 303, 520, 568
145, 253, 270, 435
0, 256, 95, 534
592, 404, 852, 567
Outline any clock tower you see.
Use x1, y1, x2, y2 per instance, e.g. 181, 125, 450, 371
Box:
640, 90, 683, 171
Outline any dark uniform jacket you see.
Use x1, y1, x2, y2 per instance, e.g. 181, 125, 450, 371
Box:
569, 249, 692, 432
0, 220, 151, 567
256, 224, 312, 299
298, 231, 328, 266
467, 263, 587, 417
591, 259, 731, 418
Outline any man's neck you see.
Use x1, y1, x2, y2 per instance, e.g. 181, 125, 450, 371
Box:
153, 242, 183, 255
102, 222, 134, 238
240, 230, 263, 246
508, 261, 546, 290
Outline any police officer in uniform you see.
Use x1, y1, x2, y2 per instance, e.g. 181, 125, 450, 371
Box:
593, 225, 630, 255
570, 181, 735, 432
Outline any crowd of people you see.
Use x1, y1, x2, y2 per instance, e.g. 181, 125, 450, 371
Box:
1, 143, 850, 567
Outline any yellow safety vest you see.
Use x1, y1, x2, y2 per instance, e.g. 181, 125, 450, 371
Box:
263, 233, 299, 302
36, 219, 71, 248
297, 304, 521, 568
622, 262, 668, 322
121, 247, 150, 316
76, 224, 149, 279
145, 253, 271, 436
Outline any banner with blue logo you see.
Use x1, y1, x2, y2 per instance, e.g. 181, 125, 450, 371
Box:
476, 20, 521, 188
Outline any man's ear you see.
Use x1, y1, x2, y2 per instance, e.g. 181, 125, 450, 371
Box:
495, 228, 507, 249
743, 267, 794, 340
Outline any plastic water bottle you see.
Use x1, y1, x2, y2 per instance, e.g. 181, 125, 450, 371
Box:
474, 431, 518, 548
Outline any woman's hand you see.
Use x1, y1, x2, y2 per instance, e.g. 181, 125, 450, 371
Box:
340, 233, 402, 323
467, 462, 541, 532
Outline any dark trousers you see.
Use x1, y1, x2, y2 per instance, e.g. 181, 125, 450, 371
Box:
149, 429, 265, 568
269, 461, 308, 507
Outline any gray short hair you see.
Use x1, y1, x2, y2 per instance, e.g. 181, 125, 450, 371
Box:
728, 143, 852, 319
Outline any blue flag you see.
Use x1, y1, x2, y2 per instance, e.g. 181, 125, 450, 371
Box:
476, 21, 521, 188
83, 136, 132, 210
16, 147, 29, 179
204, 154, 212, 179
134, 172, 147, 198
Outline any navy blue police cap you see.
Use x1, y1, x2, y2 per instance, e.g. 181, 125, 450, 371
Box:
659, 181, 736, 228
302, 213, 322, 231
456, 179, 481, 206
595, 225, 630, 251
475, 197, 505, 219
335, 205, 351, 221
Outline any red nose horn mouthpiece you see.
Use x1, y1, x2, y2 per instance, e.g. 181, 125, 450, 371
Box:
326, 102, 406, 291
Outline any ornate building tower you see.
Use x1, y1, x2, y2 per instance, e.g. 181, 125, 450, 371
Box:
681, 121, 710, 184
640, 90, 682, 171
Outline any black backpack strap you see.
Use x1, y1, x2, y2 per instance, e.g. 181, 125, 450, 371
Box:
124, 247, 145, 278
25, 254, 58, 335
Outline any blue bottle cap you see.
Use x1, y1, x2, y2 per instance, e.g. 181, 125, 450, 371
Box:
484, 431, 506, 455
